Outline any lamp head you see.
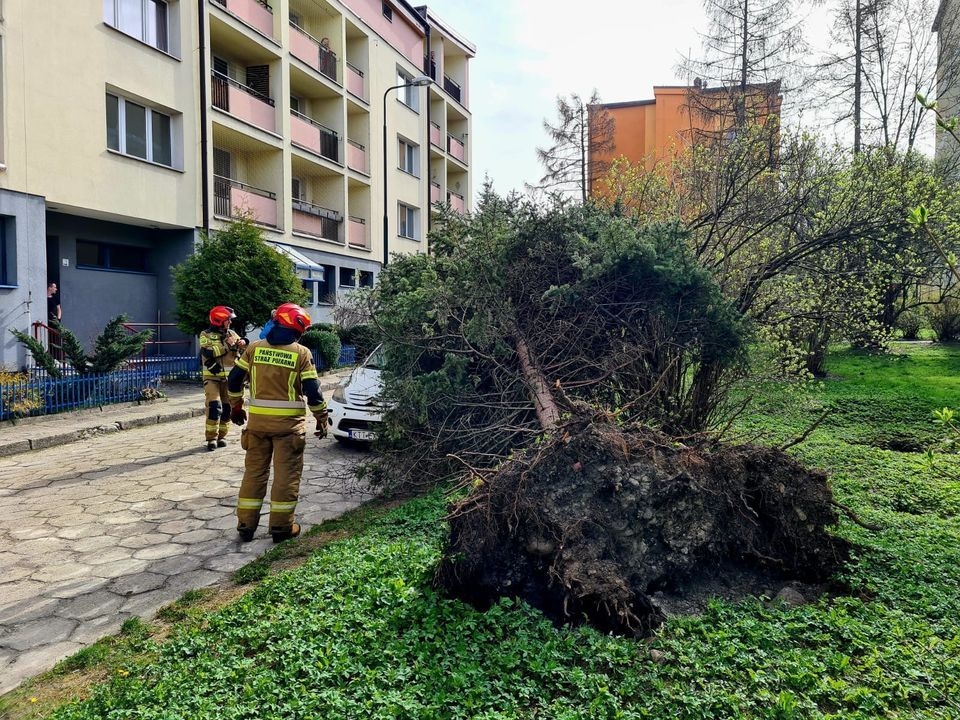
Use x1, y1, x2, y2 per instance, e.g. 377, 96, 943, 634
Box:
410, 75, 433, 87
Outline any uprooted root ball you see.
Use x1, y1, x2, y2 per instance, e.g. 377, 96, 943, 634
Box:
435, 423, 851, 636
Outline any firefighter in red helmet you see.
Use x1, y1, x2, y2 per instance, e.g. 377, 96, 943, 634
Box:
227, 303, 328, 543
199, 305, 247, 451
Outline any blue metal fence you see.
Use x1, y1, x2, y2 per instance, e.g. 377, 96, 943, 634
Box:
1, 346, 355, 421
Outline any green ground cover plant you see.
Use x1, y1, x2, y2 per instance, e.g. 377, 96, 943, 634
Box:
4, 344, 960, 719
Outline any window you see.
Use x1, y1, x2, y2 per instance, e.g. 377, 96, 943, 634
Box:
104, 0, 171, 53
0, 217, 15, 287
398, 203, 419, 240
359, 270, 374, 288
317, 264, 336, 303
339, 267, 356, 288
291, 177, 305, 201
106, 93, 175, 167
396, 70, 420, 111
398, 138, 419, 176
77, 240, 149, 272
382, 2, 392, 21
290, 94, 302, 114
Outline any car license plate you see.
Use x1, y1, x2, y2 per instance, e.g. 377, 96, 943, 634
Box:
350, 429, 377, 441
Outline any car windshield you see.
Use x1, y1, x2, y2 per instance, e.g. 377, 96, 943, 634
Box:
363, 345, 384, 370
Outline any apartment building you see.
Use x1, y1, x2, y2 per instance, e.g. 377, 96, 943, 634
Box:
934, 0, 960, 168
587, 82, 781, 199
0, 0, 474, 369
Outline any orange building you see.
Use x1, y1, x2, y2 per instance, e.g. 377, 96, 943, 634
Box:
588, 81, 782, 198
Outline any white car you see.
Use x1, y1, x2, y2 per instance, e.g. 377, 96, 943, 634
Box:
327, 345, 387, 444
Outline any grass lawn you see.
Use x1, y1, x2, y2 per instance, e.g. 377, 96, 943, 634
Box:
3, 343, 960, 719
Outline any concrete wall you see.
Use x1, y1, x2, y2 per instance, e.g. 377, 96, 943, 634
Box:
0, 190, 46, 370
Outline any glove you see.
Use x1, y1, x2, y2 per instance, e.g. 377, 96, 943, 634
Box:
231, 403, 247, 426
314, 410, 329, 438
235, 338, 248, 353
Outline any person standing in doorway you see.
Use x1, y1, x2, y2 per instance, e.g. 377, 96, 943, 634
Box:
46, 282, 62, 360
228, 303, 328, 543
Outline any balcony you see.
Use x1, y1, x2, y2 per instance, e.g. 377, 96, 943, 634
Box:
289, 23, 338, 83
430, 121, 442, 148
292, 199, 341, 241
348, 216, 369, 249
290, 111, 339, 162
211, 0, 274, 39
447, 190, 465, 214
447, 134, 465, 163
212, 72, 276, 133
430, 181, 441, 204
214, 176, 278, 227
443, 74, 461, 104
346, 62, 365, 101
347, 139, 367, 173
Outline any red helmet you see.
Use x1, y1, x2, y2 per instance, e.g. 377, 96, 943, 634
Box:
209, 305, 236, 329
274, 303, 311, 333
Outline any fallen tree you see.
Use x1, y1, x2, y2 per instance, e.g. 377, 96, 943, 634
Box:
369, 190, 853, 635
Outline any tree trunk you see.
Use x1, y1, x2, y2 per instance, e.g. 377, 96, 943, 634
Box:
514, 334, 561, 431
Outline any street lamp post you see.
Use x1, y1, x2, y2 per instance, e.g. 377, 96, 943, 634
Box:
382, 75, 432, 268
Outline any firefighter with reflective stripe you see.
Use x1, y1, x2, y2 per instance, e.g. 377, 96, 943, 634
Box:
200, 305, 247, 451
228, 303, 328, 543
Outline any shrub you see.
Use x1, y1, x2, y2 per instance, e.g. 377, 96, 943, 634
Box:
300, 328, 341, 369
0, 369, 42, 419
927, 298, 960, 342
338, 324, 379, 359
895, 309, 924, 340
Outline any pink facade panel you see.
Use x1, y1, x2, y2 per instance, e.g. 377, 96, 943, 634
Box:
430, 183, 441, 204
293, 209, 327, 238
341, 0, 424, 66
448, 192, 465, 213
225, 0, 274, 38
348, 217, 369, 248
290, 25, 320, 73
448, 135, 465, 162
291, 114, 321, 154
347, 141, 367, 173
229, 85, 275, 132
233, 187, 277, 227
346, 65, 365, 100
430, 122, 441, 147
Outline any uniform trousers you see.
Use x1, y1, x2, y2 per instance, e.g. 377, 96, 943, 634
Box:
236, 429, 306, 533
203, 378, 231, 441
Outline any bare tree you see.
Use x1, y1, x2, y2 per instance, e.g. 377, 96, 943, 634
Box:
818, 0, 944, 154
529, 90, 614, 202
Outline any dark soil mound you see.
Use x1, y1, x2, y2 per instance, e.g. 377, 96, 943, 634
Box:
435, 424, 851, 636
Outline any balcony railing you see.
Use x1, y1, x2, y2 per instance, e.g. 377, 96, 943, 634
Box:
346, 62, 365, 100
348, 216, 369, 249
447, 133, 465, 163
213, 175, 278, 227
289, 22, 338, 83
447, 190, 465, 214
443, 74, 461, 103
430, 181, 441, 204
292, 199, 341, 241
211, 0, 274, 39
212, 72, 276, 132
290, 110, 339, 162
347, 139, 367, 173
430, 121, 442, 148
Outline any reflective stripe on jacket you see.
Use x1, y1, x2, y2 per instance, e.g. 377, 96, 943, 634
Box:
229, 340, 319, 433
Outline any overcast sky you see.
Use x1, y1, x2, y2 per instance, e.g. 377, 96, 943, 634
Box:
422, 0, 908, 201
422, 0, 722, 197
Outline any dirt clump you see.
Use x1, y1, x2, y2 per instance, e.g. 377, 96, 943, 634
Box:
435, 423, 851, 636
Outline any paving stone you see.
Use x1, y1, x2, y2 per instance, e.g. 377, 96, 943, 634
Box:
2, 617, 78, 651
0, 597, 60, 625
0, 640, 84, 695
172, 529, 222, 545
131, 543, 182, 560
56, 523, 105, 540
31, 562, 92, 584
55, 590, 125, 621
68, 613, 127, 646
100, 512, 144, 527
117, 532, 173, 550
85, 548, 134, 566
0, 566, 33, 585
148, 554, 204, 576
156, 518, 205, 534
0, 580, 45, 609
71, 535, 118, 553
203, 552, 255, 573
119, 588, 181, 617
110, 572, 167, 597
46, 577, 111, 599
193, 504, 234, 521
88, 558, 150, 579
8, 524, 58, 541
